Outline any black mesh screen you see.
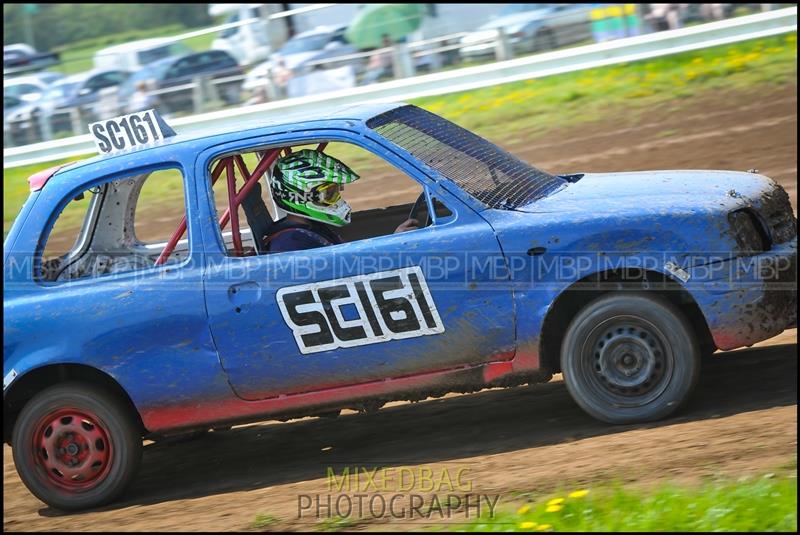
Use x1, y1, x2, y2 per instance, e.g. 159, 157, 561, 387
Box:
367, 105, 565, 209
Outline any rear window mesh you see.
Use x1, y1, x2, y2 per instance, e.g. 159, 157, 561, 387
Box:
367, 105, 564, 209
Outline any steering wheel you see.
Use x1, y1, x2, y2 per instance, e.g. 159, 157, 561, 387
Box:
408, 192, 431, 227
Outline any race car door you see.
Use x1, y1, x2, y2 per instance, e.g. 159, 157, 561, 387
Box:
201, 141, 515, 401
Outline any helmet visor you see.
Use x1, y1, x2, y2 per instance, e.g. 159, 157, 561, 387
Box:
314, 183, 342, 206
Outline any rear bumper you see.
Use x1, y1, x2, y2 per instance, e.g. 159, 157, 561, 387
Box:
689, 240, 797, 351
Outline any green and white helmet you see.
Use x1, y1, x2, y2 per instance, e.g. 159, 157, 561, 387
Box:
270, 149, 360, 226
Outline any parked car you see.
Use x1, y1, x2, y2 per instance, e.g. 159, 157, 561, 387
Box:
93, 37, 193, 73
4, 103, 796, 511
271, 24, 360, 77
3, 94, 25, 144
11, 69, 129, 117
4, 73, 65, 144
459, 3, 594, 60
3, 72, 64, 104
3, 43, 60, 73
5, 69, 130, 142
117, 50, 244, 114
3, 94, 24, 118
277, 24, 357, 71
241, 60, 273, 98
4, 91, 40, 146
243, 25, 370, 99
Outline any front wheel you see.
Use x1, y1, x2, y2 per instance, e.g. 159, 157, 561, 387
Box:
12, 382, 142, 511
560, 292, 700, 424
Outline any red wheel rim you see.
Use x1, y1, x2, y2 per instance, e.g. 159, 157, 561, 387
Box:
31, 408, 113, 492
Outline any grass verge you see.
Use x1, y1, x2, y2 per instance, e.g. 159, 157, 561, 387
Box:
4, 32, 796, 237
441, 471, 797, 532
413, 32, 797, 142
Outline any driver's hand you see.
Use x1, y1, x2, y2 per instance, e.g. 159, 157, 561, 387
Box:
394, 218, 420, 233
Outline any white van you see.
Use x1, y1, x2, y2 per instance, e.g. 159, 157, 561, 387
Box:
208, 4, 275, 67
93, 38, 192, 72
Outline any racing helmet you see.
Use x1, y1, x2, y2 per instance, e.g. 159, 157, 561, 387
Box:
270, 149, 360, 226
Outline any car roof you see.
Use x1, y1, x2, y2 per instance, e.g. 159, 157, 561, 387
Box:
208, 3, 262, 16
174, 49, 233, 60
36, 71, 65, 82
147, 49, 232, 69
94, 37, 176, 55
58, 71, 102, 84
141, 55, 178, 70
4, 71, 64, 87
478, 6, 555, 29
3, 76, 49, 87
50, 102, 406, 179
61, 68, 128, 83
290, 24, 347, 40
4, 43, 36, 54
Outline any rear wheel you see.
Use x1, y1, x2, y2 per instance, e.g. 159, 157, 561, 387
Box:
560, 292, 700, 424
12, 382, 142, 511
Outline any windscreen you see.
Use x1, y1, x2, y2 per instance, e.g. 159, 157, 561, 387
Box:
367, 105, 565, 209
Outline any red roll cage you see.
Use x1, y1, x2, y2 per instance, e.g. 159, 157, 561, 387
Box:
155, 143, 328, 265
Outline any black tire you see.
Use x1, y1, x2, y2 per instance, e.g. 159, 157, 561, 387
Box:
560, 292, 700, 424
534, 27, 557, 51
11, 381, 142, 511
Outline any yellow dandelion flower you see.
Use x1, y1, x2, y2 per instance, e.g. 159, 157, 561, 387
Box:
545, 504, 563, 513
568, 489, 590, 499
546, 498, 565, 507
520, 521, 538, 529
517, 505, 531, 515
692, 57, 704, 64
536, 524, 553, 531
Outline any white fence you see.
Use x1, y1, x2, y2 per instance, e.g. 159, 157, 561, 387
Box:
3, 6, 796, 169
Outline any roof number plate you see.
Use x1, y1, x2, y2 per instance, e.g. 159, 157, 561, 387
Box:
89, 109, 175, 156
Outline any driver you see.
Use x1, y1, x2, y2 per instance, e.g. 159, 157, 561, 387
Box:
264, 149, 419, 253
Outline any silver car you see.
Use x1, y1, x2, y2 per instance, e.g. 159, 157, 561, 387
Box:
243, 25, 361, 99
271, 25, 358, 76
459, 3, 593, 60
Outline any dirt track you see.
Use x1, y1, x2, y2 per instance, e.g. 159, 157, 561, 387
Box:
3, 85, 797, 531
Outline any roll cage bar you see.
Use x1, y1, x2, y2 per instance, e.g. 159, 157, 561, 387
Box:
155, 143, 328, 265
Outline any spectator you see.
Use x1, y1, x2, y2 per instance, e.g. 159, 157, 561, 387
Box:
128, 81, 155, 113
361, 34, 394, 85
645, 4, 683, 31
271, 57, 292, 99
700, 4, 725, 21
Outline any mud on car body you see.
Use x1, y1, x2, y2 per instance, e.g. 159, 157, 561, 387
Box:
3, 103, 797, 510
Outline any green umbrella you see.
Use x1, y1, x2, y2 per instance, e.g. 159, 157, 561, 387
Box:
345, 4, 425, 50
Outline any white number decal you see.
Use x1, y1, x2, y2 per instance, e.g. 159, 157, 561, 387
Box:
89, 109, 168, 155
276, 266, 445, 355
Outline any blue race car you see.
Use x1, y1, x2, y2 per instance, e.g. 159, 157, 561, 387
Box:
3, 103, 796, 510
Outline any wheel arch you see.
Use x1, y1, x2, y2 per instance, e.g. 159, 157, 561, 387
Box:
4, 363, 145, 445
539, 267, 715, 374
